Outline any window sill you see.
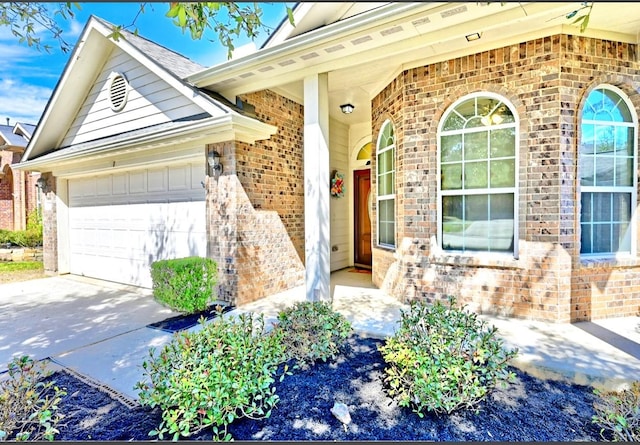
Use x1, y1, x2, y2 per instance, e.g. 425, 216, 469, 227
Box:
374, 244, 396, 254
579, 255, 640, 269
429, 251, 521, 269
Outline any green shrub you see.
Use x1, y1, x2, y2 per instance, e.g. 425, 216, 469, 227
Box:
0, 230, 10, 246
150, 257, 218, 313
592, 381, 640, 441
8, 230, 42, 248
135, 312, 287, 441
0, 356, 66, 441
274, 301, 352, 370
378, 296, 518, 416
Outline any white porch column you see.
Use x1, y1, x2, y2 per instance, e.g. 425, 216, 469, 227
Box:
304, 73, 331, 302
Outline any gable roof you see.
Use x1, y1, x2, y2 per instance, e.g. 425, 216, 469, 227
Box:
18, 15, 275, 171
91, 16, 206, 79
0, 124, 28, 147
0, 122, 33, 152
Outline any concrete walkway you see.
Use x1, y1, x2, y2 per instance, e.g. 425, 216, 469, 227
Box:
1, 270, 639, 406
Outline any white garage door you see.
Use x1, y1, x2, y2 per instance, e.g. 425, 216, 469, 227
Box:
68, 163, 206, 288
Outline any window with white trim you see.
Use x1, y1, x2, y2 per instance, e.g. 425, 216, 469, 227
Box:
438, 94, 518, 254
377, 120, 395, 248
579, 85, 637, 256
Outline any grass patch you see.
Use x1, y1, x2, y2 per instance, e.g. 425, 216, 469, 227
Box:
0, 261, 44, 272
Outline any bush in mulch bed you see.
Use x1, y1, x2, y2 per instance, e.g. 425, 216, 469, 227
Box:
49, 335, 605, 442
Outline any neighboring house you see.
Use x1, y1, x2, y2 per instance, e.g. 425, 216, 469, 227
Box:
0, 121, 39, 231
15, 2, 640, 323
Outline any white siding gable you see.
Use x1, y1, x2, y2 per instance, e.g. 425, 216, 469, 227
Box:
60, 47, 207, 148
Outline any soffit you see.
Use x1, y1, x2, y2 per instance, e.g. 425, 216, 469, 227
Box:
191, 2, 640, 126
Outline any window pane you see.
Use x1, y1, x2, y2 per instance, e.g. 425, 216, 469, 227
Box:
488, 194, 514, 252
442, 164, 462, 190
443, 112, 465, 131
379, 172, 393, 196
580, 123, 596, 154
441, 134, 463, 162
466, 194, 489, 221
490, 128, 516, 158
592, 193, 611, 222
604, 88, 632, 122
442, 195, 464, 250
613, 193, 631, 222
580, 223, 592, 254
490, 193, 514, 219
616, 126, 633, 156
379, 122, 394, 149
465, 131, 488, 160
615, 157, 633, 186
594, 224, 612, 252
490, 159, 515, 188
594, 156, 614, 186
580, 192, 592, 222
595, 125, 615, 153
464, 195, 488, 251
580, 154, 595, 186
379, 199, 395, 246
465, 161, 488, 189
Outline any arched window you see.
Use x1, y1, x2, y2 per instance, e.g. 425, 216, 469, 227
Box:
438, 93, 518, 254
579, 85, 637, 255
377, 120, 395, 248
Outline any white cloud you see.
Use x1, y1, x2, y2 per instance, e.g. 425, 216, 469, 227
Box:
0, 77, 52, 125
66, 18, 84, 39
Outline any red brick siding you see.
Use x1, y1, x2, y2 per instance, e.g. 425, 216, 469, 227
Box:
40, 173, 57, 273
371, 34, 640, 322
206, 90, 305, 306
0, 155, 13, 230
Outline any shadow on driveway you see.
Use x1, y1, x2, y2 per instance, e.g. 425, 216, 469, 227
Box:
0, 275, 178, 370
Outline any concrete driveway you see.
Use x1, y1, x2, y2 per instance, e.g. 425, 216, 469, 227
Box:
0, 275, 179, 371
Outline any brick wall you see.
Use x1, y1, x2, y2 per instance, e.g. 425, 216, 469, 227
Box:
39, 173, 58, 273
0, 151, 40, 231
206, 90, 305, 306
371, 34, 640, 322
0, 153, 13, 230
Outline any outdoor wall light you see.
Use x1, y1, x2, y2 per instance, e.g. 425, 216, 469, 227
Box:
207, 150, 223, 176
465, 32, 482, 42
35, 177, 48, 192
340, 103, 355, 114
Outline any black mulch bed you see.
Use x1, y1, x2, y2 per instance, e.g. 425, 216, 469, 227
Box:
49, 335, 609, 441
146, 304, 234, 333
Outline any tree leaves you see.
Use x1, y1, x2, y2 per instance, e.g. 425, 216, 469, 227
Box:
0, 2, 296, 59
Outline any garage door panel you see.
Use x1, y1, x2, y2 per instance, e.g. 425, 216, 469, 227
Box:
68, 163, 206, 288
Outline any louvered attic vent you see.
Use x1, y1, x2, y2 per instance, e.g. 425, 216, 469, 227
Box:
109, 73, 129, 112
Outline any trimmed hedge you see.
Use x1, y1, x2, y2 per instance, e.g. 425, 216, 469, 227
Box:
150, 257, 218, 313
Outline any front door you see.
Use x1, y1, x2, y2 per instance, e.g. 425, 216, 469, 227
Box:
354, 169, 372, 268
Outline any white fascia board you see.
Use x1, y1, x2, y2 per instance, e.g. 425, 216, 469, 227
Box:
186, 2, 431, 87
14, 114, 276, 172
262, 2, 315, 49
23, 19, 108, 162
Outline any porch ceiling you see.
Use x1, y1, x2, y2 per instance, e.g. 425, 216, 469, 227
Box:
190, 2, 640, 126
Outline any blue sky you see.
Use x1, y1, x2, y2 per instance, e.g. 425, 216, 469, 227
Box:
0, 2, 290, 126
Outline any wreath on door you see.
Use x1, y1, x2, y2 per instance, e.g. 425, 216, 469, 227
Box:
330, 171, 345, 198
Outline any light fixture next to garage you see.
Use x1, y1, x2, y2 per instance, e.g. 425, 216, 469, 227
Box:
207, 150, 223, 176
340, 103, 355, 114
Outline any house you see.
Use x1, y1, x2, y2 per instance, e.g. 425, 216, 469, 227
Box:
0, 121, 40, 231
15, 2, 640, 323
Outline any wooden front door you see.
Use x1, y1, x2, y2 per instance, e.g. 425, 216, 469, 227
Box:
354, 169, 372, 267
